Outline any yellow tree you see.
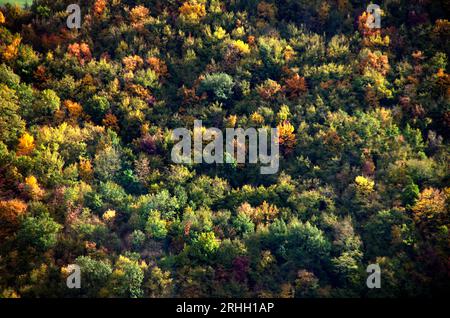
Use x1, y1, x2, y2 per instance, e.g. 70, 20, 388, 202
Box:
277, 121, 296, 155
79, 158, 94, 183
0, 199, 27, 239
122, 55, 144, 72
130, 5, 150, 29
237, 201, 279, 225
250, 112, 264, 125
412, 188, 449, 236
2, 35, 21, 61
255, 201, 279, 225
16, 132, 35, 156
225, 114, 237, 128
179, 1, 206, 24
23, 176, 44, 200
64, 100, 83, 122
354, 176, 375, 193
93, 0, 107, 16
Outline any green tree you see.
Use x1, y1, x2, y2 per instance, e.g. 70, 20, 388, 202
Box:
17, 213, 62, 252
145, 266, 173, 298
0, 83, 25, 146
86, 95, 110, 122
109, 255, 144, 298
402, 181, 420, 207
33, 89, 60, 122
232, 212, 255, 237
94, 146, 122, 181
75, 256, 112, 297
145, 210, 168, 239
189, 232, 220, 262
198, 73, 234, 100
130, 229, 146, 250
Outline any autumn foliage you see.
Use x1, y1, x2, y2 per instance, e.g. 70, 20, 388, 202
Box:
16, 133, 35, 156
179, 1, 206, 23
130, 5, 150, 29
67, 42, 92, 65
0, 0, 448, 299
277, 121, 296, 154
284, 73, 308, 98
93, 0, 107, 16
257, 79, 281, 100
0, 199, 27, 239
1, 36, 21, 61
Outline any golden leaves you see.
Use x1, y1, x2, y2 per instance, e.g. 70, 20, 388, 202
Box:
147, 57, 168, 77
354, 176, 375, 193
412, 188, 447, 224
358, 11, 380, 37
277, 121, 296, 155
102, 209, 117, 221
93, 0, 107, 16
0, 198, 27, 239
228, 40, 251, 55
64, 100, 83, 122
0, 199, 27, 230
179, 1, 206, 23
79, 158, 93, 183
23, 175, 44, 200
16, 133, 35, 156
237, 201, 279, 225
257, 79, 281, 100
432, 19, 450, 37
122, 55, 144, 72
225, 114, 237, 128
250, 112, 264, 125
2, 36, 21, 61
130, 5, 150, 29
360, 49, 390, 76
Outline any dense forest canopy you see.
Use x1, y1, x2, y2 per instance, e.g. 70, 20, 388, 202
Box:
0, 0, 449, 298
